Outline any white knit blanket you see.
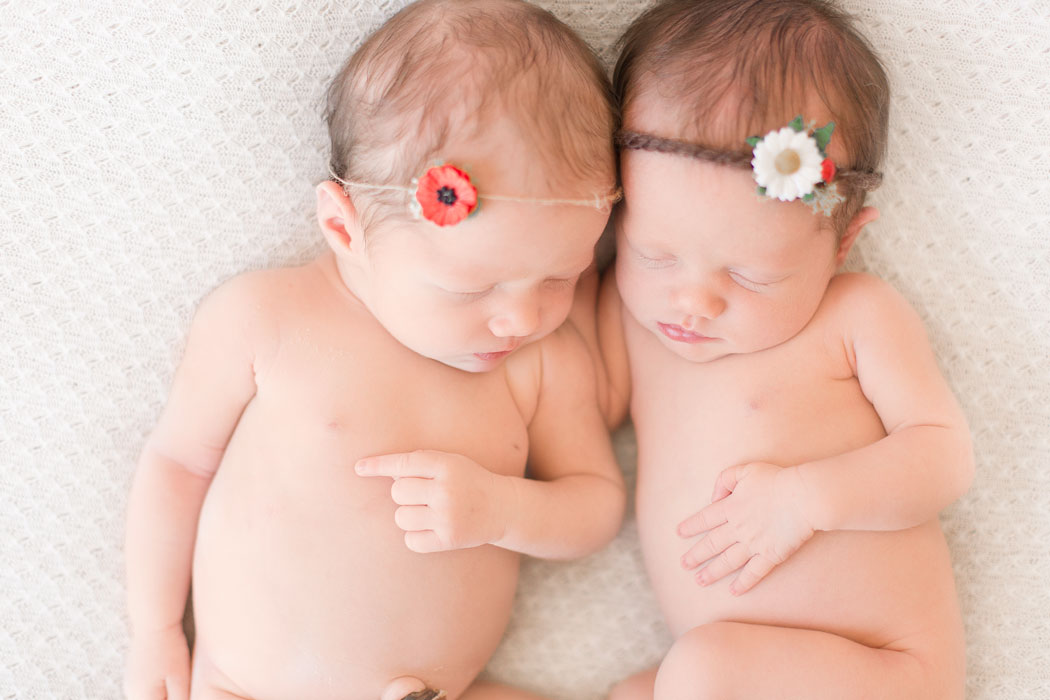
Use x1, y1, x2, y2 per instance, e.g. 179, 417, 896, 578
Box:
2, 1, 1049, 698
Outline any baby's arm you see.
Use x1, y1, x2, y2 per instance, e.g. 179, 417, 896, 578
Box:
124, 274, 274, 700
355, 326, 626, 559
567, 266, 632, 429
492, 323, 627, 558
680, 274, 973, 593
794, 273, 975, 531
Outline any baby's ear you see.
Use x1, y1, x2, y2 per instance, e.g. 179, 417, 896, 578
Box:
316, 181, 364, 255
835, 206, 879, 266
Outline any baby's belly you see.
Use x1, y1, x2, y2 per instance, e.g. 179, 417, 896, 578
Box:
637, 482, 959, 648
191, 435, 519, 700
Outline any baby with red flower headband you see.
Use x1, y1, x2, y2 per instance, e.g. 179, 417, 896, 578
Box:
571, 0, 974, 697
124, 2, 625, 700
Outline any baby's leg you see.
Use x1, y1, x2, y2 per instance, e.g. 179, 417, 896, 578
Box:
456, 679, 553, 700
654, 621, 962, 700
608, 667, 657, 700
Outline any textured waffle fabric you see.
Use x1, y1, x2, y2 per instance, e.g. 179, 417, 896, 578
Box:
2, 1, 1049, 698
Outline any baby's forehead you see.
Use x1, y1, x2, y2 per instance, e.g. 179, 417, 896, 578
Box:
393, 199, 603, 277
621, 153, 831, 251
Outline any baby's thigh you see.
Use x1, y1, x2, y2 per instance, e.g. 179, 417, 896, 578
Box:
456, 679, 551, 700
655, 621, 961, 700
608, 667, 657, 700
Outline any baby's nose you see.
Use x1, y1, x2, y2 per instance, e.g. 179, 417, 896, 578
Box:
488, 290, 541, 338
672, 283, 726, 319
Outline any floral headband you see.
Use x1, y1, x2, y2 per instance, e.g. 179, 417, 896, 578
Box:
329, 163, 622, 227
617, 116, 882, 216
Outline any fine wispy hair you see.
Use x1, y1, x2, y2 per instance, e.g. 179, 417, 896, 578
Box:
614, 0, 890, 232
325, 0, 615, 231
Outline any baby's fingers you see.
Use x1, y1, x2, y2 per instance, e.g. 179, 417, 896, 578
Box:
678, 501, 727, 538
680, 523, 734, 570
695, 542, 750, 587
404, 530, 446, 553
390, 477, 432, 505
710, 464, 744, 502
729, 555, 777, 596
355, 451, 439, 479
394, 505, 432, 532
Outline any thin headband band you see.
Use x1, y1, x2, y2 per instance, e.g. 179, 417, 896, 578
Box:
328, 165, 623, 210
616, 130, 883, 192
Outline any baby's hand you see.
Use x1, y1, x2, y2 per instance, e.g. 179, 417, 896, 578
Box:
124, 622, 190, 700
355, 450, 512, 553
677, 462, 815, 595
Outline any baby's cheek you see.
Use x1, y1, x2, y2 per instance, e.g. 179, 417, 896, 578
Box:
620, 267, 661, 313
549, 288, 576, 324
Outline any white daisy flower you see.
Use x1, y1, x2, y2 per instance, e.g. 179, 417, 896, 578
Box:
751, 127, 824, 202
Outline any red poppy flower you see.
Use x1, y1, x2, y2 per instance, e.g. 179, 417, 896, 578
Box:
415, 165, 478, 227
821, 157, 836, 184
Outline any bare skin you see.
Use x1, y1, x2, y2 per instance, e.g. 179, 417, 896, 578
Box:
125, 129, 624, 700
578, 110, 973, 699
607, 273, 967, 699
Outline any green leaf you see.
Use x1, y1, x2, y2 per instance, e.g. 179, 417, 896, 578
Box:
813, 122, 836, 153
802, 192, 815, 202
746, 136, 761, 148
756, 186, 767, 196
788, 115, 805, 132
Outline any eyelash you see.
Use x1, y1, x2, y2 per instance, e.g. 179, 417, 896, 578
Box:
728, 271, 769, 292
544, 277, 577, 290
446, 277, 575, 301
635, 251, 675, 270
448, 287, 494, 301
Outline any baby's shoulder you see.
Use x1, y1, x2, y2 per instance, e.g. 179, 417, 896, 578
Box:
205, 262, 333, 320
538, 321, 596, 376
192, 264, 317, 356
204, 266, 285, 308
503, 323, 596, 422
197, 268, 279, 332
821, 272, 915, 322
820, 272, 926, 348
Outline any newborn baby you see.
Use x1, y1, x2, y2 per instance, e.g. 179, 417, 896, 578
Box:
124, 2, 624, 699
574, 1, 974, 697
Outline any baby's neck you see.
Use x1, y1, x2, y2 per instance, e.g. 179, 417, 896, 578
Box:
316, 250, 369, 310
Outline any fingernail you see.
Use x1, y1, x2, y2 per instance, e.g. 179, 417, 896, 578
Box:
354, 460, 368, 473
696, 573, 708, 586
681, 556, 691, 569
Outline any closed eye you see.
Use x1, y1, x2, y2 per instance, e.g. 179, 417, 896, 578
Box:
634, 250, 676, 270
443, 285, 494, 301
543, 276, 577, 290
728, 270, 776, 292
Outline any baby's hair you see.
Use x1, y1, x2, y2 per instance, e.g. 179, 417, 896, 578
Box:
613, 0, 889, 234
324, 0, 615, 232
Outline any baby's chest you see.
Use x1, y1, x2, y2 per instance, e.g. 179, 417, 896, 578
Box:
629, 326, 883, 473
245, 328, 530, 479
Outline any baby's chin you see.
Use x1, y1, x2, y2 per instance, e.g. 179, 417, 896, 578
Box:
656, 333, 733, 364
436, 342, 536, 373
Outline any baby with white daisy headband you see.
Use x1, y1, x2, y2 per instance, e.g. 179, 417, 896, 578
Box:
571, 0, 974, 697
123, 1, 626, 700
